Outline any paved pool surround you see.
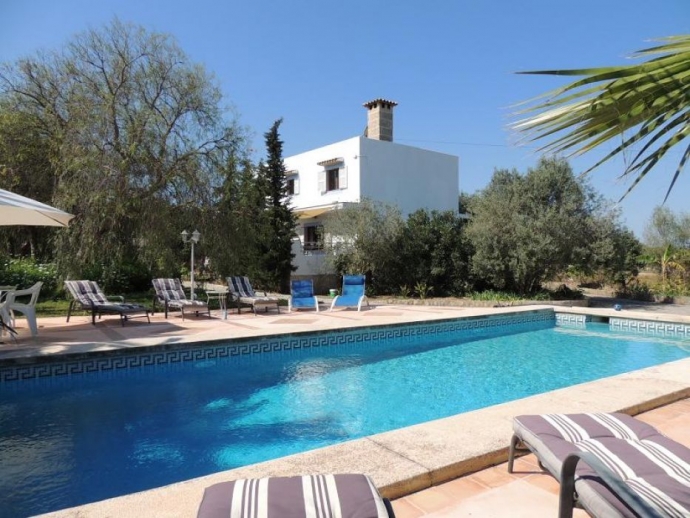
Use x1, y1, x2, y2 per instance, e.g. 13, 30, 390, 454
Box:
14, 304, 690, 518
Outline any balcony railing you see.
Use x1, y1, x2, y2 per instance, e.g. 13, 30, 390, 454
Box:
302, 241, 324, 253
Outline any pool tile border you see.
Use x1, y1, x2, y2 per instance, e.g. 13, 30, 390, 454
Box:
0, 310, 553, 382
4, 310, 690, 383
610, 317, 690, 338
555, 313, 591, 326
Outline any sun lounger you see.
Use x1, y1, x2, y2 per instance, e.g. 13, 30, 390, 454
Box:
197, 473, 395, 518
330, 274, 369, 311
227, 276, 280, 315
151, 278, 210, 320
65, 280, 151, 326
289, 279, 319, 312
507, 412, 690, 517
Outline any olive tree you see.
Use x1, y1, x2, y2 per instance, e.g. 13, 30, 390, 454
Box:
322, 199, 404, 293
465, 157, 595, 295
643, 206, 690, 249
394, 209, 473, 296
579, 209, 643, 289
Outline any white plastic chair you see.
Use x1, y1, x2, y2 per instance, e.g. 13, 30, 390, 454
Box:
0, 285, 16, 335
5, 281, 43, 337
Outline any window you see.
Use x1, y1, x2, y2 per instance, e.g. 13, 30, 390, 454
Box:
303, 225, 323, 251
327, 168, 339, 191
318, 167, 347, 194
286, 173, 299, 195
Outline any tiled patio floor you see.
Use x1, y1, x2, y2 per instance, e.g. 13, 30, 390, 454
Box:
391, 398, 690, 517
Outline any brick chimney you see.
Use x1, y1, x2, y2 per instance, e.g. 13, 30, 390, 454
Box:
363, 98, 397, 142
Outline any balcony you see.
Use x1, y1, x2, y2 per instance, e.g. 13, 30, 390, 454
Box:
302, 241, 324, 253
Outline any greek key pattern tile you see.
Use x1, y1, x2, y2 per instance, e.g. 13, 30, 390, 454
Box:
555, 314, 590, 326
609, 317, 690, 338
1, 311, 555, 382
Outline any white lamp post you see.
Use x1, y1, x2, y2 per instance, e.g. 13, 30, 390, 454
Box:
181, 230, 201, 300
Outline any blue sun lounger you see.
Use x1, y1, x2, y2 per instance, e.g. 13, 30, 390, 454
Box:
289, 279, 319, 312
330, 274, 369, 311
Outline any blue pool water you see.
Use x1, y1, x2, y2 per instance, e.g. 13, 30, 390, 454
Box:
1, 321, 690, 517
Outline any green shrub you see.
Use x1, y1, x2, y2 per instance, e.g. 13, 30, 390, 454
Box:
0, 258, 59, 296
414, 281, 433, 300
548, 284, 584, 300
615, 282, 655, 302
469, 290, 522, 302
649, 281, 690, 299
81, 260, 153, 294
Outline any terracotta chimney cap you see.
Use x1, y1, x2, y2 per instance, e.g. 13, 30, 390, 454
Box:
363, 98, 398, 109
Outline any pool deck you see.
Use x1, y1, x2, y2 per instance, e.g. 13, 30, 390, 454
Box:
2, 301, 689, 517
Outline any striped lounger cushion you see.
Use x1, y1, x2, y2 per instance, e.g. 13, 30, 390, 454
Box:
197, 474, 392, 518
513, 413, 690, 517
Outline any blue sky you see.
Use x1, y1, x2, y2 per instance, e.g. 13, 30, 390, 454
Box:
1, 0, 688, 238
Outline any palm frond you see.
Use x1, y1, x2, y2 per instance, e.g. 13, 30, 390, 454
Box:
511, 35, 690, 199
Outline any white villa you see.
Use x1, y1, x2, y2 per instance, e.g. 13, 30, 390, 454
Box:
285, 99, 459, 288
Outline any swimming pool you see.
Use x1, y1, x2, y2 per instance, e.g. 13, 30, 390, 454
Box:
1, 314, 689, 517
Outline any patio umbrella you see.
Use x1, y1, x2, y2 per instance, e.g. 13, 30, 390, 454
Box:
0, 189, 74, 227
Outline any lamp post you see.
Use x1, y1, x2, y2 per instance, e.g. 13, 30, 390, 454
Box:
181, 230, 201, 300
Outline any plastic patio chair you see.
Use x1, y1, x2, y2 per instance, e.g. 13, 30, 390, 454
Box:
330, 274, 369, 311
4, 281, 43, 336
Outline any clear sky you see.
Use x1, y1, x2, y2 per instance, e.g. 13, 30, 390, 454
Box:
1, 0, 688, 238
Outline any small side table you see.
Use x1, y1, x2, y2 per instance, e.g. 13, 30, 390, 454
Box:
206, 289, 228, 318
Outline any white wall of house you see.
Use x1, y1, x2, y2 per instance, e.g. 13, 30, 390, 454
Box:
359, 137, 458, 216
284, 137, 362, 212
284, 136, 458, 216
291, 236, 328, 275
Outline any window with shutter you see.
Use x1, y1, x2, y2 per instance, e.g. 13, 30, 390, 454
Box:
318, 170, 326, 194
327, 169, 339, 191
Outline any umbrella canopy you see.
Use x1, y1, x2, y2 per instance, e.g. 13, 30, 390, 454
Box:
0, 189, 74, 227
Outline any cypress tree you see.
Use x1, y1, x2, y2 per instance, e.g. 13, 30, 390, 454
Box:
256, 118, 297, 293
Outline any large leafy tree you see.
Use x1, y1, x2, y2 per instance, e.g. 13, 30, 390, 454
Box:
643, 206, 690, 248
0, 106, 55, 259
512, 35, 690, 201
0, 18, 246, 277
640, 206, 690, 290
465, 158, 596, 294
394, 209, 473, 297
579, 209, 643, 289
255, 119, 296, 293
204, 153, 261, 281
322, 199, 404, 293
